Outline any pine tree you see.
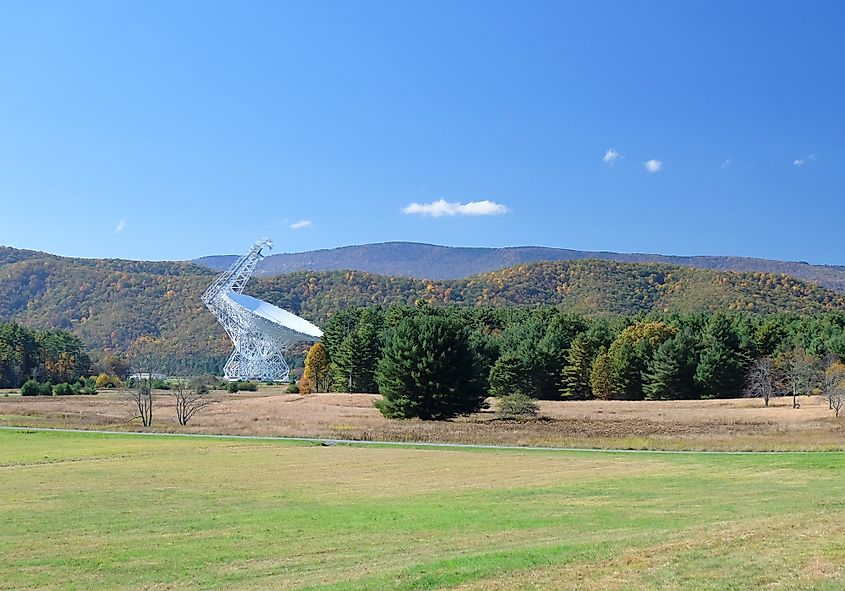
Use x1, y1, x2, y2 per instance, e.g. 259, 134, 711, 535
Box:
321, 308, 362, 363
375, 315, 484, 419
355, 322, 381, 393
609, 343, 641, 400
561, 335, 593, 399
488, 353, 531, 397
537, 312, 587, 398
331, 322, 381, 393
331, 331, 360, 392
695, 314, 749, 398
643, 332, 699, 400
590, 346, 613, 400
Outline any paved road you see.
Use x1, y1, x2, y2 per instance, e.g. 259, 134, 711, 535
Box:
2, 425, 838, 455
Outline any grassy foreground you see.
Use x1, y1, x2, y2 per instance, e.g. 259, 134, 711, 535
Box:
1, 430, 844, 590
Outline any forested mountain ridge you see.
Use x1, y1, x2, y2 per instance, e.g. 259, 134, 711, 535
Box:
253, 261, 845, 321
3, 245, 845, 372
195, 241, 845, 293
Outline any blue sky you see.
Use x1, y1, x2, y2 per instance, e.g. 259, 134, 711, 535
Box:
1, 1, 843, 264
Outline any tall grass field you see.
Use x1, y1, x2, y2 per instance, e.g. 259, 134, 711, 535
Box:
1, 429, 844, 589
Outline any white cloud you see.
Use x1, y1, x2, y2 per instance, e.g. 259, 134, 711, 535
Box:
603, 148, 621, 164
794, 153, 816, 167
644, 159, 663, 173
401, 199, 510, 217
115, 219, 126, 233
289, 219, 312, 230
721, 159, 731, 169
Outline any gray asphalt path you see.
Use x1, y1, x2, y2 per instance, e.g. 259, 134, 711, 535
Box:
1, 425, 840, 455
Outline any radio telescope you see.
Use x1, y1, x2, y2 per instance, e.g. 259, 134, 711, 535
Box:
202, 238, 323, 382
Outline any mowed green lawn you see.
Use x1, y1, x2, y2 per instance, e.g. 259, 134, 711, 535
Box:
1, 430, 844, 590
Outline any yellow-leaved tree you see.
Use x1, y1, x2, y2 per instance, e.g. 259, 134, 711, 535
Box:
303, 343, 330, 393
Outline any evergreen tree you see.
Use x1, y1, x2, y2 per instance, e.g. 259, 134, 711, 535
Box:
561, 334, 593, 399
695, 314, 749, 398
375, 315, 484, 419
536, 312, 588, 398
488, 352, 531, 398
331, 321, 382, 393
609, 342, 642, 399
355, 321, 381, 392
331, 331, 361, 392
0, 323, 82, 388
321, 308, 362, 363
643, 331, 699, 400
607, 322, 677, 400
590, 346, 613, 400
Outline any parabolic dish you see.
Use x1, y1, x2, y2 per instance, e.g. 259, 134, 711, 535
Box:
225, 291, 323, 344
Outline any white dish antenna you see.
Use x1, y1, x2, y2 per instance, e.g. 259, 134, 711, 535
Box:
202, 238, 322, 382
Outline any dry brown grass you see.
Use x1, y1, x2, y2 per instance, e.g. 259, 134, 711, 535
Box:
2, 388, 845, 450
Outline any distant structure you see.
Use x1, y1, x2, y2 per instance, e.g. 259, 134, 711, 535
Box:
202, 238, 323, 382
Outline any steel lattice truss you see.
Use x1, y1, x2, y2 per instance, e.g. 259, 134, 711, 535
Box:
202, 238, 319, 382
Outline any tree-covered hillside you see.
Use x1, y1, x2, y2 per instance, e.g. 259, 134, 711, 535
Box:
252, 261, 845, 320
3, 246, 845, 372
195, 241, 845, 292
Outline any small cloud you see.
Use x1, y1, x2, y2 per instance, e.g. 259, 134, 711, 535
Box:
289, 220, 312, 230
644, 159, 663, 173
603, 148, 621, 164
794, 153, 816, 167
721, 159, 731, 169
401, 199, 510, 217
115, 219, 126, 233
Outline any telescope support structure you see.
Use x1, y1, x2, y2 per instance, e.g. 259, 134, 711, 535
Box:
202, 239, 290, 382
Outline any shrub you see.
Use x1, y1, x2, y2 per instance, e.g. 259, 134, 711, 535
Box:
286, 383, 300, 394
298, 375, 312, 395
95, 372, 122, 389
151, 379, 171, 390
20, 379, 41, 396
190, 378, 210, 395
226, 381, 239, 393
52, 382, 81, 396
497, 393, 540, 418
77, 377, 98, 395
237, 381, 258, 392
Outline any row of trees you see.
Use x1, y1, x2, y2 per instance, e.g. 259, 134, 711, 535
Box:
0, 322, 92, 388
300, 305, 845, 418
746, 353, 845, 413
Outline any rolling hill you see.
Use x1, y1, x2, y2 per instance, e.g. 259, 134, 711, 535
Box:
194, 242, 845, 293
3, 245, 845, 372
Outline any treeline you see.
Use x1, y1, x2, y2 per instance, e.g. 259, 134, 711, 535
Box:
306, 305, 845, 402
0, 322, 92, 388
6, 246, 845, 376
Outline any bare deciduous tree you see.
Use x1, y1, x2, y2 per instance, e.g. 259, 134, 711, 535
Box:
823, 359, 845, 411
127, 346, 159, 427
170, 378, 217, 425
128, 378, 153, 427
745, 356, 776, 407
779, 348, 816, 409
831, 385, 845, 418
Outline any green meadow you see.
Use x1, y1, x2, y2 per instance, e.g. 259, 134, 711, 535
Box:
1, 429, 844, 590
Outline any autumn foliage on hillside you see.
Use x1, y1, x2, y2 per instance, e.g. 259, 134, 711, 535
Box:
3, 246, 845, 374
